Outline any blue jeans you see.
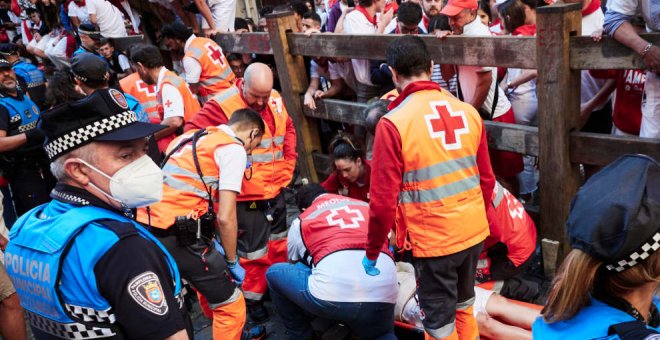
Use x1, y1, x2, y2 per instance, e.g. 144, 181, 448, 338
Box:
266, 262, 396, 340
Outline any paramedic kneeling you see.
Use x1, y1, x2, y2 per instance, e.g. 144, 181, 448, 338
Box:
266, 184, 398, 339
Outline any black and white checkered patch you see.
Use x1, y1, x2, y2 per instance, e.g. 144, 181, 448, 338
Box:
606, 232, 660, 272
27, 311, 116, 339
65, 304, 116, 324
44, 111, 137, 160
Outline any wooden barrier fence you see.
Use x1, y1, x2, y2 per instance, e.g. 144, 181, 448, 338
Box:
214, 4, 660, 276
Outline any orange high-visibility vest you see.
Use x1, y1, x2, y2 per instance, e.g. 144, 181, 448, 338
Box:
209, 85, 295, 201
136, 126, 241, 229
120, 73, 159, 123
385, 89, 489, 257
381, 88, 399, 101
184, 37, 235, 100
156, 69, 202, 151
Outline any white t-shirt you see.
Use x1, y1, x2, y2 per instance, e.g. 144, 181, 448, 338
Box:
458, 18, 511, 118
68, 1, 90, 24
86, 0, 127, 38
182, 35, 203, 84
343, 10, 377, 86
287, 217, 398, 304
580, 9, 608, 108
213, 125, 247, 193
156, 67, 185, 120
329, 60, 357, 92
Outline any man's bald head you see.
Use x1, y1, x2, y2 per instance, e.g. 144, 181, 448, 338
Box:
243, 63, 274, 111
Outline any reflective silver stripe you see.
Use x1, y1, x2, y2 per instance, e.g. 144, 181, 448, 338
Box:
243, 291, 264, 301
269, 230, 288, 241
237, 246, 268, 260
251, 151, 283, 163
399, 175, 480, 204
403, 155, 477, 184
142, 100, 159, 109
305, 199, 369, 219
163, 175, 213, 201
456, 296, 475, 310
188, 46, 204, 59
492, 182, 505, 208
259, 136, 285, 148
425, 321, 455, 339
200, 68, 232, 87
166, 74, 184, 87
211, 86, 239, 103
162, 163, 218, 187
208, 288, 242, 308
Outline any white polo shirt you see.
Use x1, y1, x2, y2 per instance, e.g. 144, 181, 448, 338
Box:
86, 0, 127, 37
182, 35, 203, 84
458, 18, 511, 118
156, 67, 185, 120
213, 125, 247, 193
343, 9, 377, 86
287, 216, 398, 304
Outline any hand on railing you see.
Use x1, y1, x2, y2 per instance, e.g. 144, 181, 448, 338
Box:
304, 92, 317, 110
434, 30, 453, 39
643, 45, 660, 74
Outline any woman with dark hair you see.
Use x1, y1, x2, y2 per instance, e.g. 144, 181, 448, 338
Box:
533, 155, 660, 338
45, 70, 84, 107
321, 133, 371, 202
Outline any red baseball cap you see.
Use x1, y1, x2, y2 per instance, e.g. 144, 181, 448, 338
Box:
440, 0, 478, 16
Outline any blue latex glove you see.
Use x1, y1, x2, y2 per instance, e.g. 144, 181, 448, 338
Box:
362, 255, 381, 276
213, 240, 245, 285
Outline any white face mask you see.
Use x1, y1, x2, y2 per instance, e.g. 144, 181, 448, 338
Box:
78, 155, 164, 208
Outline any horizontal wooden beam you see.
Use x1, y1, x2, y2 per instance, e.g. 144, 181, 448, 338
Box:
570, 33, 660, 70
288, 34, 538, 69
570, 132, 660, 166
214, 32, 273, 55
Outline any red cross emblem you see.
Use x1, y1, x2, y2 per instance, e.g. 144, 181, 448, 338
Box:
164, 100, 173, 108
424, 101, 469, 150
326, 206, 365, 229
206, 43, 226, 67
136, 80, 156, 97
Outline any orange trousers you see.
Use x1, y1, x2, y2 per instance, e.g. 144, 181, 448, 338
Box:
198, 291, 246, 340
241, 238, 288, 301
424, 306, 479, 340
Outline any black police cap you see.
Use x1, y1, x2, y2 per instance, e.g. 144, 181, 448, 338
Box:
41, 88, 165, 160
0, 43, 19, 56
78, 23, 103, 40
567, 154, 660, 272
71, 53, 108, 82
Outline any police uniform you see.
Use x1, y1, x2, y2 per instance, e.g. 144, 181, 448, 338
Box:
0, 58, 55, 217
12, 59, 47, 110
3, 89, 189, 339
533, 155, 660, 340
71, 24, 105, 62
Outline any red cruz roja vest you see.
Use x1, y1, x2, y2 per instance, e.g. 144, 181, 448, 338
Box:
298, 194, 391, 266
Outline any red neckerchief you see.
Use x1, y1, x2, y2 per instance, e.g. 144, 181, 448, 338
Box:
582, 0, 600, 16
512, 24, 536, 36
355, 6, 377, 27
388, 80, 441, 110
422, 14, 429, 30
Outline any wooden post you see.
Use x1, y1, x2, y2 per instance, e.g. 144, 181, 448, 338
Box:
266, 12, 321, 182
536, 3, 582, 277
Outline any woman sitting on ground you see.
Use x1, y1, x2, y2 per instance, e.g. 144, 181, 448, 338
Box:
321, 133, 371, 202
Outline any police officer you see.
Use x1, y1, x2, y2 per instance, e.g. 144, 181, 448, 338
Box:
0, 43, 47, 110
0, 56, 54, 216
534, 155, 660, 339
3, 88, 190, 339
72, 23, 104, 60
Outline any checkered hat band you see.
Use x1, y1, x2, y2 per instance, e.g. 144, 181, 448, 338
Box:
605, 231, 660, 272
44, 111, 137, 160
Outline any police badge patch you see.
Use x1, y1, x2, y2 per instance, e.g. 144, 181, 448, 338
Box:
127, 271, 169, 316
109, 88, 129, 109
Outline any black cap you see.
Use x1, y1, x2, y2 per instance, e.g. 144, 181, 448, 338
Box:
0, 57, 10, 68
41, 88, 166, 160
567, 154, 660, 272
71, 53, 108, 82
78, 23, 103, 40
0, 43, 19, 56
